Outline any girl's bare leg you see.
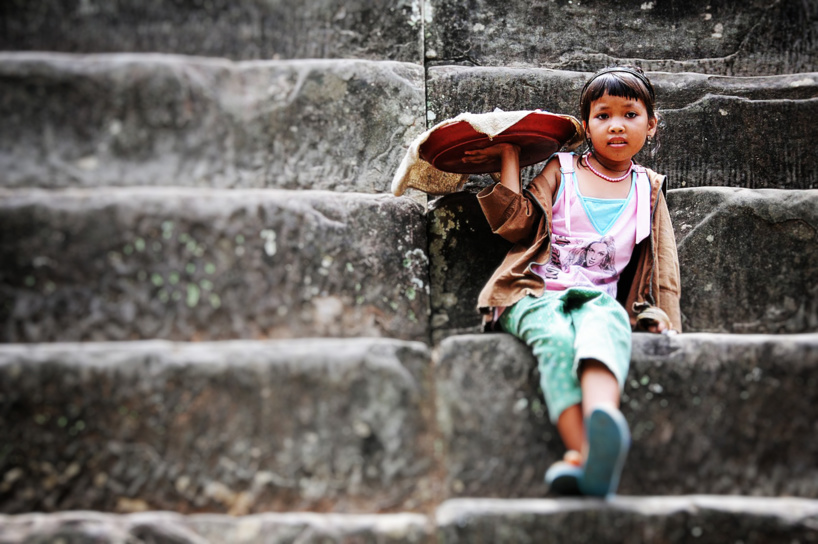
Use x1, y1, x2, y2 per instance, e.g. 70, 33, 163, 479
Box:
580, 359, 620, 419
557, 404, 584, 454
556, 359, 620, 463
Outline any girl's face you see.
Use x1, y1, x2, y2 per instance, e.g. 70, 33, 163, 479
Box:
584, 92, 657, 166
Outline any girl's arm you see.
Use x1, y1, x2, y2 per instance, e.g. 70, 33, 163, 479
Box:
530, 155, 561, 198
463, 145, 561, 244
462, 143, 523, 192
462, 144, 561, 196
498, 144, 522, 193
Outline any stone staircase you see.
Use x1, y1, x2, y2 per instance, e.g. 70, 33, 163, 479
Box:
0, 1, 816, 542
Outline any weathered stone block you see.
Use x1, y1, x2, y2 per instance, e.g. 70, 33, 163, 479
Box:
0, 511, 434, 544
670, 188, 818, 334
0, 0, 424, 64
427, 192, 512, 343
436, 497, 818, 543
0, 189, 430, 342
424, 0, 817, 76
626, 332, 818, 497
0, 54, 425, 192
427, 67, 818, 190
184, 512, 434, 544
435, 332, 818, 498
0, 339, 438, 514
434, 334, 556, 499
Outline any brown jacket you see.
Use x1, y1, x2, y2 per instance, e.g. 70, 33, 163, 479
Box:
476, 165, 682, 331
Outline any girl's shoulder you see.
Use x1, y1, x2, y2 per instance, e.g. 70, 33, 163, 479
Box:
546, 151, 580, 170
540, 153, 564, 176
533, 152, 576, 198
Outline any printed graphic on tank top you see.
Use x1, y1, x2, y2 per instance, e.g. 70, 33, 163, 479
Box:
532, 153, 652, 298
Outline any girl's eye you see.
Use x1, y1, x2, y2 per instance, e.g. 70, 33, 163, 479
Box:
595, 113, 609, 120
625, 112, 638, 118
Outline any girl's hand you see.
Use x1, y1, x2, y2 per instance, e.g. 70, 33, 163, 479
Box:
461, 143, 520, 165
462, 143, 522, 193
645, 320, 678, 335
635, 305, 677, 335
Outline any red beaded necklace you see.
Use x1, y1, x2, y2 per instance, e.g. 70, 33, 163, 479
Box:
584, 153, 633, 183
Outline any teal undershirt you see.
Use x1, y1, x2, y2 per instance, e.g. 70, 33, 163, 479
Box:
555, 172, 634, 236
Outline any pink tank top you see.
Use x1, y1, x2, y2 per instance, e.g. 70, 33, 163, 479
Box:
532, 153, 651, 298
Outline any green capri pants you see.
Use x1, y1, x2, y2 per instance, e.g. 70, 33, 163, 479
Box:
499, 287, 632, 423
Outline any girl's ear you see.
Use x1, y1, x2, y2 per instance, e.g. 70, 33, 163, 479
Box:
647, 116, 658, 138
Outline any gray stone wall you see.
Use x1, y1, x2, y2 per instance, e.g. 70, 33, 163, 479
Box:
0, 189, 430, 342
0, 1, 817, 538
424, 0, 817, 75
0, 0, 425, 63
0, 55, 425, 193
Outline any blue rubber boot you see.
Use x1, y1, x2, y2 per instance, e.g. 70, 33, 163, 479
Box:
578, 406, 631, 497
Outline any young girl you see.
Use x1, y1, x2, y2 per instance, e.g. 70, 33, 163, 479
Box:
463, 66, 681, 497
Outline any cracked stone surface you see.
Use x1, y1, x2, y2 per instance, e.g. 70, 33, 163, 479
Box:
0, 0, 816, 533
0, 54, 425, 192
670, 187, 818, 334
427, 192, 512, 344
424, 0, 817, 75
427, 68, 818, 190
625, 332, 818, 497
0, 339, 438, 514
426, 188, 818, 339
0, 511, 435, 544
434, 334, 554, 499
0, 189, 430, 342
436, 496, 818, 543
435, 332, 818, 499
0, 0, 425, 63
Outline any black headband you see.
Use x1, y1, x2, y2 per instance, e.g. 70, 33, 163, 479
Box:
581, 67, 655, 103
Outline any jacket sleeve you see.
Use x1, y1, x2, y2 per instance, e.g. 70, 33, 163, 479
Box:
476, 182, 547, 245
653, 190, 683, 332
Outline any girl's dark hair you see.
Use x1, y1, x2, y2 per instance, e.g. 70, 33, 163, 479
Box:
579, 66, 661, 157
579, 66, 656, 124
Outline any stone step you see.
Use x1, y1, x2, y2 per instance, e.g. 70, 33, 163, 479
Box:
429, 187, 818, 340
0, 338, 438, 514
0, 511, 434, 544
424, 0, 816, 76
3, 1, 815, 79
0, 188, 430, 343
2, 333, 815, 515
436, 496, 818, 543
1, 496, 817, 543
428, 67, 818, 190
0, 53, 424, 192
435, 332, 818, 499
0, 1, 424, 64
